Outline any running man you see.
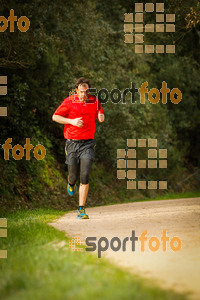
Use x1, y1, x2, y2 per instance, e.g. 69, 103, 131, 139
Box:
52, 77, 104, 219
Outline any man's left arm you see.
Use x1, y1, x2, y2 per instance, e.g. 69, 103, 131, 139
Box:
96, 99, 105, 123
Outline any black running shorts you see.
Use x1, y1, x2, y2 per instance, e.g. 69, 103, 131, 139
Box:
65, 139, 96, 165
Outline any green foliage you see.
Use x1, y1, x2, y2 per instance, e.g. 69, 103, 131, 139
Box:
0, 0, 199, 210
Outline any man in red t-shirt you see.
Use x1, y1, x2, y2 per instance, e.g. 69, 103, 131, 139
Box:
52, 77, 104, 219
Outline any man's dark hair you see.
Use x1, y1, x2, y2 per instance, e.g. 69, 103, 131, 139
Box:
75, 77, 91, 89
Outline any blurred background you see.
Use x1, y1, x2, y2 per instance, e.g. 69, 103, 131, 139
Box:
0, 0, 200, 211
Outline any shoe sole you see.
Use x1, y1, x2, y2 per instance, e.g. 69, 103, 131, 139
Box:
77, 215, 89, 219
68, 192, 75, 196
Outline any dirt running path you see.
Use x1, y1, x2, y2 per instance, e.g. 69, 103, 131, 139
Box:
48, 198, 200, 299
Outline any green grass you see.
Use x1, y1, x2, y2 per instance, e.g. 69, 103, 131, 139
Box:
144, 191, 200, 201
127, 191, 200, 203
97, 190, 200, 208
0, 209, 188, 300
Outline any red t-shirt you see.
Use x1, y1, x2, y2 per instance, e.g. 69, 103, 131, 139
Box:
53, 94, 104, 139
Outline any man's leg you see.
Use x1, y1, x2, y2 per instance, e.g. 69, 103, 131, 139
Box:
67, 163, 80, 195
79, 159, 93, 205
68, 163, 80, 185
79, 183, 89, 206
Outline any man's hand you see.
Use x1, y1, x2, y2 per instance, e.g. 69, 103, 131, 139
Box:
98, 112, 105, 123
70, 117, 84, 127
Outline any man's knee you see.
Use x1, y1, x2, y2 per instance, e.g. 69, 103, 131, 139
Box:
68, 164, 79, 184
80, 171, 90, 184
68, 173, 78, 185
80, 159, 93, 184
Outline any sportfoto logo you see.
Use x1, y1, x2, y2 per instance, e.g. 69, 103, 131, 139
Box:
124, 3, 175, 53
117, 138, 168, 190
69, 230, 182, 258
0, 9, 30, 33
0, 76, 7, 117
0, 218, 7, 259
2, 138, 46, 160
69, 81, 182, 105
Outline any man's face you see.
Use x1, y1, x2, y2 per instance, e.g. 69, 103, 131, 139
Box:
76, 84, 89, 101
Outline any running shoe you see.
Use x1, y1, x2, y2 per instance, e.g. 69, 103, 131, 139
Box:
67, 183, 77, 196
77, 208, 89, 219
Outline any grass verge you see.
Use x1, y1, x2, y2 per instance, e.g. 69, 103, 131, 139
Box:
0, 209, 188, 300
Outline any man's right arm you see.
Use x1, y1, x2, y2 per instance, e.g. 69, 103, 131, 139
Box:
52, 114, 83, 127
52, 98, 83, 127
52, 114, 72, 125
